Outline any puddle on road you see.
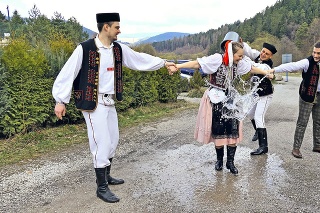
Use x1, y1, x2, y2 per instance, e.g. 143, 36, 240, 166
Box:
134, 143, 289, 209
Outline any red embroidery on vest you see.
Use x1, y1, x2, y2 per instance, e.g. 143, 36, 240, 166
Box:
89, 50, 97, 67
210, 65, 236, 90
307, 86, 316, 96
87, 69, 96, 84
85, 86, 94, 101
114, 47, 121, 61
312, 65, 319, 74
307, 64, 319, 96
310, 75, 318, 86
74, 90, 83, 100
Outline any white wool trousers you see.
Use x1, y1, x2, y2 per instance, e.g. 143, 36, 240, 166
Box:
247, 94, 273, 128
82, 94, 119, 168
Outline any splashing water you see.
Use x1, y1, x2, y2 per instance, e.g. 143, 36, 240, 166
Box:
206, 69, 266, 121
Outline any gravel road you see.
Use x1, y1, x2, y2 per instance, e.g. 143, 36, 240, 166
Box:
1, 76, 319, 213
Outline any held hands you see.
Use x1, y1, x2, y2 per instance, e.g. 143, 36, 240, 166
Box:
54, 103, 66, 120
165, 61, 178, 75
267, 73, 274, 80
266, 69, 275, 80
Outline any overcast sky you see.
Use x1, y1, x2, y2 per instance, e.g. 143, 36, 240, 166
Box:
1, 0, 278, 41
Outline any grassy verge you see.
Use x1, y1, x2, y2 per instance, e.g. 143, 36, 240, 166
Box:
276, 72, 301, 77
0, 100, 198, 167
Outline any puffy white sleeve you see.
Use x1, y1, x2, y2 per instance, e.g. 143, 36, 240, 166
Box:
274, 59, 309, 73
252, 62, 271, 71
237, 55, 254, 75
120, 43, 165, 71
52, 45, 83, 104
243, 42, 260, 60
197, 53, 223, 74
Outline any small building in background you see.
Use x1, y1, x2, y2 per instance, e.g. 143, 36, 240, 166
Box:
0, 33, 10, 46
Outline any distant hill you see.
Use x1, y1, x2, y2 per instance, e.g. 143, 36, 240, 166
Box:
83, 26, 97, 38
81, 28, 190, 45
136, 32, 190, 44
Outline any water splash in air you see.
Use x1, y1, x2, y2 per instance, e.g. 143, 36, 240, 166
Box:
206, 70, 266, 121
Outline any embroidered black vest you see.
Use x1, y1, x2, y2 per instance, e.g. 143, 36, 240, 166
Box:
73, 39, 123, 111
299, 56, 319, 103
113, 42, 123, 101
209, 64, 237, 90
253, 56, 273, 96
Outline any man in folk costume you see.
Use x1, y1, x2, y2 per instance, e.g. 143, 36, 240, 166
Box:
271, 42, 320, 158
241, 40, 277, 155
52, 12, 175, 203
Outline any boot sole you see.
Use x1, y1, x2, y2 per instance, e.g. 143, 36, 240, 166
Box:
108, 181, 125, 185
227, 169, 238, 175
97, 194, 120, 203
250, 148, 268, 155
226, 165, 238, 175
250, 152, 268, 155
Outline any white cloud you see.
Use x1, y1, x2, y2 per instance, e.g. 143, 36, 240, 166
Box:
1, 0, 278, 40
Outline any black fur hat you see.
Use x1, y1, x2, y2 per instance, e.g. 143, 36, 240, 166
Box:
96, 13, 120, 23
263, 43, 277, 54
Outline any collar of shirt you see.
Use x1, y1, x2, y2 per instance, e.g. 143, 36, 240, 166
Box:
94, 36, 114, 49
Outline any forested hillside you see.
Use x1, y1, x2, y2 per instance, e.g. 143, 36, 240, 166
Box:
0, 0, 319, 137
153, 0, 320, 65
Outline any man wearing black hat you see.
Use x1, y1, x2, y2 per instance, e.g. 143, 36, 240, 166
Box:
241, 39, 277, 155
52, 12, 175, 203
271, 42, 320, 158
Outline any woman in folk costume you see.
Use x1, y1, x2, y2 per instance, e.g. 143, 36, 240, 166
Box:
173, 32, 274, 175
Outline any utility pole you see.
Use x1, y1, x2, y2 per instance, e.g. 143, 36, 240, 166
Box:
6, 5, 10, 21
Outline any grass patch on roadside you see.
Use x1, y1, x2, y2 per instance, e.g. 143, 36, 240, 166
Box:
276, 72, 301, 77
273, 72, 301, 85
284, 72, 301, 77
0, 100, 198, 167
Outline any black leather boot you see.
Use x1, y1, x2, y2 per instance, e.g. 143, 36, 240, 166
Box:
107, 158, 124, 185
215, 147, 224, 171
95, 168, 120, 203
250, 128, 268, 155
226, 146, 238, 175
251, 119, 258, 141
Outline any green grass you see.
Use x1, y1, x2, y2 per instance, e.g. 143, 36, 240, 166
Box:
0, 100, 198, 167
276, 71, 301, 77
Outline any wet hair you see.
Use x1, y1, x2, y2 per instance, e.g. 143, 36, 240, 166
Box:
314, 42, 320, 48
97, 22, 113, 32
231, 42, 244, 54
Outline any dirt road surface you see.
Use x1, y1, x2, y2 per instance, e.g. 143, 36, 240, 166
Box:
1, 76, 320, 213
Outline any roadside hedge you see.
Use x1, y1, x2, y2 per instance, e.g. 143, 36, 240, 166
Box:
0, 39, 180, 137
